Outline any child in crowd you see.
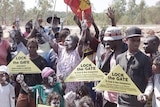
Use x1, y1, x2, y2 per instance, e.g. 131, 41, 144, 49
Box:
46, 91, 62, 107
16, 67, 65, 107
0, 65, 15, 107
137, 56, 160, 107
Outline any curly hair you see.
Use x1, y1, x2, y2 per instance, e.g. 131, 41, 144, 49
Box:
46, 91, 61, 106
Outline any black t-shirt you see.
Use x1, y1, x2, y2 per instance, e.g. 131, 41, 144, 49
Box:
20, 55, 48, 94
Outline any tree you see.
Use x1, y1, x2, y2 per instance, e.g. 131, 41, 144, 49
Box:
135, 0, 146, 24
111, 0, 126, 23
127, 0, 137, 24
10, 0, 25, 22
36, 0, 55, 19
0, 0, 12, 24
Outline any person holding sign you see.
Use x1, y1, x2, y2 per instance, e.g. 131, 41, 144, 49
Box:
116, 26, 152, 107
101, 26, 127, 107
16, 38, 48, 107
137, 56, 160, 107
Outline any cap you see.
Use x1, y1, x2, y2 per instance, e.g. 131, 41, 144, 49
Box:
125, 26, 142, 38
0, 65, 9, 75
103, 26, 123, 41
41, 67, 55, 78
47, 15, 60, 24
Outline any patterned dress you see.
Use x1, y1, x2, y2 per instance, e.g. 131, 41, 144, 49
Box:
56, 45, 83, 93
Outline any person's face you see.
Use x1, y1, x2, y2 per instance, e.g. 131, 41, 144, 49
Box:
27, 43, 38, 55
143, 38, 155, 54
52, 21, 59, 27
50, 97, 60, 107
14, 31, 21, 44
64, 36, 75, 51
47, 73, 57, 86
25, 27, 31, 33
52, 27, 60, 33
104, 40, 117, 50
38, 18, 43, 24
0, 71, 6, 84
36, 35, 45, 44
103, 40, 111, 49
126, 37, 141, 53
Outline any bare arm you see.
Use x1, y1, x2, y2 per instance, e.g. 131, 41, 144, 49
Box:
49, 39, 59, 54
73, 15, 82, 34
17, 31, 28, 46
78, 30, 86, 57
26, 28, 37, 39
16, 74, 32, 93
90, 15, 99, 39
106, 7, 116, 26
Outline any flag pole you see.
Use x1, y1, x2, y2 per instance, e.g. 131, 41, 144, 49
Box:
66, 4, 68, 25
50, 0, 57, 26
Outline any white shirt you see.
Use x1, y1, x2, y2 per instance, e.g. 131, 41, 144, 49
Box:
0, 83, 15, 107
144, 74, 160, 107
104, 53, 117, 103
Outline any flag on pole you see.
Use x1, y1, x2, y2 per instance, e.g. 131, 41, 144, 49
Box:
64, 0, 92, 27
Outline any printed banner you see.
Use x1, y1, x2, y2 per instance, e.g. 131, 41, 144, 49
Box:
65, 57, 106, 82
8, 51, 41, 74
94, 65, 142, 95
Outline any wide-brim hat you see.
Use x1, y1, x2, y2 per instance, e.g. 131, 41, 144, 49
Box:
0, 65, 9, 75
47, 16, 60, 24
103, 26, 123, 41
125, 26, 143, 38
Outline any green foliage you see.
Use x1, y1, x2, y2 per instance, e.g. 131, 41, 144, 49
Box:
111, 0, 126, 22
0, 0, 160, 26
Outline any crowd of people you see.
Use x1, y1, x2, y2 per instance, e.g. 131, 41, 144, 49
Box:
0, 7, 160, 107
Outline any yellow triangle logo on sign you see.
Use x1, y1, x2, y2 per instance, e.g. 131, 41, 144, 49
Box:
94, 65, 142, 95
64, 57, 106, 82
8, 51, 41, 74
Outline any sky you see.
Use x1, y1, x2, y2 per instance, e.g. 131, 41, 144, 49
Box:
22, 0, 160, 13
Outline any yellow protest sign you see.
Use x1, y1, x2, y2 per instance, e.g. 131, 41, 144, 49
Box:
64, 57, 106, 82
38, 104, 50, 107
8, 51, 41, 74
94, 65, 142, 95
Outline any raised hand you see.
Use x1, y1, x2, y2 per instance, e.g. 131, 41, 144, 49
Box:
106, 7, 115, 20
106, 7, 116, 26
137, 94, 148, 103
